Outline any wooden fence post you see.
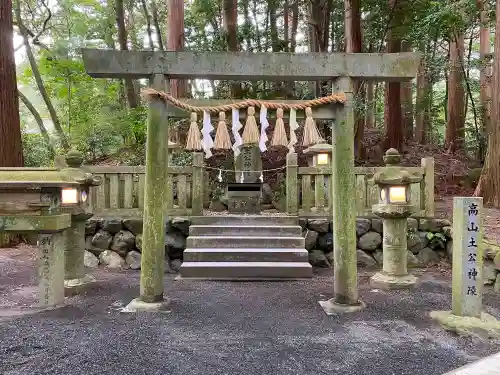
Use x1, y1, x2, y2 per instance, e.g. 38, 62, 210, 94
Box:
286, 153, 298, 215
421, 157, 435, 217
191, 152, 204, 215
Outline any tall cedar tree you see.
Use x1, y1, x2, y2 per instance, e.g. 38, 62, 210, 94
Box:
383, 0, 404, 151
475, 0, 500, 206
167, 0, 187, 97
0, 0, 23, 166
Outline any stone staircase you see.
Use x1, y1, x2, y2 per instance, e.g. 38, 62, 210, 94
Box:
179, 215, 312, 280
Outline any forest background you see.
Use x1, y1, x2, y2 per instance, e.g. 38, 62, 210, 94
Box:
1, 0, 499, 204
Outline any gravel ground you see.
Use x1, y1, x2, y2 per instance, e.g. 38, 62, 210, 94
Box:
0, 246, 499, 375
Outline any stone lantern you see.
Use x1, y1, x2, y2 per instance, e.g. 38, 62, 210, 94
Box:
370, 148, 423, 290
303, 143, 332, 167
58, 150, 102, 294
0, 167, 76, 307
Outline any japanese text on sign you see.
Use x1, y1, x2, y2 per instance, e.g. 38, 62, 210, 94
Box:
464, 202, 479, 298
39, 234, 52, 306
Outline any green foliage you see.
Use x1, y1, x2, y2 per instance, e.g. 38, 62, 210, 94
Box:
22, 131, 54, 167
426, 232, 447, 249
14, 0, 496, 168
171, 151, 194, 167
72, 121, 123, 160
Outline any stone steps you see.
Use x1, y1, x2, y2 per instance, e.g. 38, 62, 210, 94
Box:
179, 262, 313, 280
183, 248, 309, 262
189, 225, 303, 237
186, 236, 305, 249
190, 215, 298, 227
179, 215, 311, 280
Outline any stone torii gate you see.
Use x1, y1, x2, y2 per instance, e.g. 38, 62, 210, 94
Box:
82, 49, 421, 313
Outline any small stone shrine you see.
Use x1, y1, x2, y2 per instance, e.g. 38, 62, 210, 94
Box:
228, 144, 262, 214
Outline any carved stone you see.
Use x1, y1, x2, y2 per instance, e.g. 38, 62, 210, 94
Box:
234, 144, 262, 183
227, 183, 261, 214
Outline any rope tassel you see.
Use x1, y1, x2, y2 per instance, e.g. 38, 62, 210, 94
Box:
185, 112, 202, 150
214, 112, 232, 149
302, 107, 323, 146
242, 107, 260, 144
271, 108, 288, 147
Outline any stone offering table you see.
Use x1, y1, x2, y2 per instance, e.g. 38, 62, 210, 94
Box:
0, 168, 77, 308
230, 143, 263, 214
227, 183, 261, 214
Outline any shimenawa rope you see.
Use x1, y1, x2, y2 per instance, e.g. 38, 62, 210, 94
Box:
141, 88, 346, 113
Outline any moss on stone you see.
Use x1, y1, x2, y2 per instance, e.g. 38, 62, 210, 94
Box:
0, 214, 71, 232
430, 310, 500, 339
0, 169, 80, 186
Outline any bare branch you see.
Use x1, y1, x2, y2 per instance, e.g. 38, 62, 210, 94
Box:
31, 0, 52, 45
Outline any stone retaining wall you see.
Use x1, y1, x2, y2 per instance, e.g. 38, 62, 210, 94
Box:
84, 216, 500, 287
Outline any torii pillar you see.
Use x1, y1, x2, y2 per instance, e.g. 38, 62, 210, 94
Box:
81, 49, 421, 312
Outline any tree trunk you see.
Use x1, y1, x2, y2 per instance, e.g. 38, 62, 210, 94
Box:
463, 33, 483, 159
401, 41, 414, 140
478, 0, 491, 161
126, 2, 140, 48
284, 0, 299, 97
222, 0, 238, 52
383, 0, 403, 151
222, 0, 241, 97
269, 0, 279, 51
23, 37, 70, 149
14, 0, 70, 150
445, 34, 466, 153
167, 0, 187, 98
474, 0, 500, 206
269, 0, 286, 95
283, 0, 294, 97
140, 0, 155, 50
18, 90, 54, 153
116, 0, 139, 108
365, 82, 375, 129
307, 0, 320, 97
0, 0, 23, 167
290, 0, 298, 53
345, 0, 365, 159
151, 0, 164, 50
307, 0, 333, 97
415, 56, 429, 143
242, 0, 253, 51
319, 0, 333, 52
284, 0, 289, 52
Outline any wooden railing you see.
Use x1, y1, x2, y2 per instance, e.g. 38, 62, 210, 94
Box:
286, 153, 435, 218
85, 152, 204, 217
83, 151, 434, 219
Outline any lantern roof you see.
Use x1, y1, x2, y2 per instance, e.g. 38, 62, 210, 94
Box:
373, 149, 422, 186
0, 168, 80, 188
303, 143, 332, 155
